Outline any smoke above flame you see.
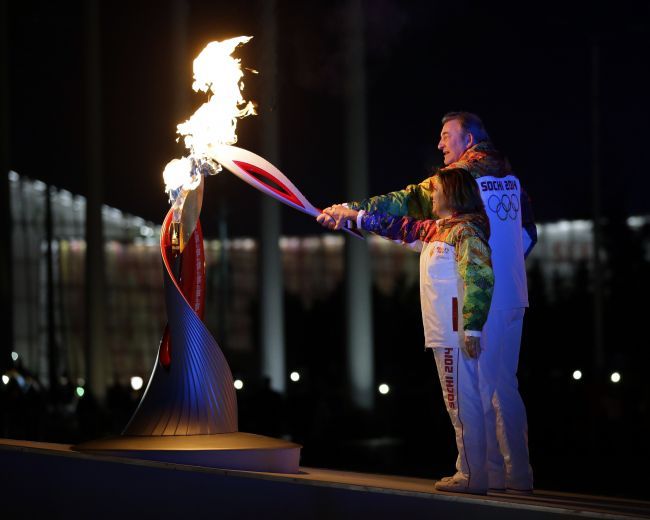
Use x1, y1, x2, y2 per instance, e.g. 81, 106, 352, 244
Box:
163, 36, 256, 201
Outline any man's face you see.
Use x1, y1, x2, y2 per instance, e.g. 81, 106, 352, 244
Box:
437, 119, 472, 165
430, 176, 449, 216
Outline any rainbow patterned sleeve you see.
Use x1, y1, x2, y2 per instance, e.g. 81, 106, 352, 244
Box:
359, 211, 438, 245
347, 176, 436, 220
454, 226, 495, 332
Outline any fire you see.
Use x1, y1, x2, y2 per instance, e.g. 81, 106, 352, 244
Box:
162, 157, 197, 194
163, 36, 256, 204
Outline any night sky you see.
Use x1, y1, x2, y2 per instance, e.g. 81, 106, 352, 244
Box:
7, 0, 650, 236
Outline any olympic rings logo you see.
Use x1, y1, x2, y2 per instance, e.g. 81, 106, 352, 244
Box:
487, 194, 519, 221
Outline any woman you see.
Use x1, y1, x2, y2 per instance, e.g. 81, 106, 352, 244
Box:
317, 168, 494, 495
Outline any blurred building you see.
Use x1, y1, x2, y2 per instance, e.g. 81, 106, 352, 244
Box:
7, 171, 650, 395
9, 170, 164, 391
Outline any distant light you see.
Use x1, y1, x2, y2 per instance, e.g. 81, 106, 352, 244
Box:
610, 372, 621, 383
378, 383, 390, 395
234, 379, 244, 390
627, 216, 646, 229
290, 371, 300, 382
572, 370, 582, 380
76, 386, 85, 397
33, 180, 47, 192
130, 376, 144, 391
139, 225, 154, 237
2, 375, 9, 385
11, 352, 18, 362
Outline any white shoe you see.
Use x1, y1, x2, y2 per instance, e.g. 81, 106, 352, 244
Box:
438, 473, 461, 483
434, 475, 487, 495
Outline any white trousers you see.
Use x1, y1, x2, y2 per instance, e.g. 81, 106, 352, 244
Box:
433, 346, 488, 490
479, 307, 533, 490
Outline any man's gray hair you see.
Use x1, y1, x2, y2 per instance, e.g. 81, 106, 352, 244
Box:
441, 112, 490, 143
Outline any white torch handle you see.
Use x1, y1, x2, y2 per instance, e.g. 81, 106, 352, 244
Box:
209, 144, 364, 239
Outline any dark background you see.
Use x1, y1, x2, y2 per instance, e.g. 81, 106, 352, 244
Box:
8, 0, 650, 233
3, 0, 650, 501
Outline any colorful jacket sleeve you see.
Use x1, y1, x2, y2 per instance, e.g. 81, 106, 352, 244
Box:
455, 226, 494, 332
347, 176, 436, 220
358, 211, 438, 252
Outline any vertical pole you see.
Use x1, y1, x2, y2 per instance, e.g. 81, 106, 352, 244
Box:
344, 0, 374, 410
84, 0, 107, 399
45, 185, 59, 395
171, 0, 189, 123
0, 0, 12, 372
591, 41, 604, 371
258, 0, 286, 394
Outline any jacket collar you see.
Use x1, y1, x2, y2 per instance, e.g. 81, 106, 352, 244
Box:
443, 141, 510, 178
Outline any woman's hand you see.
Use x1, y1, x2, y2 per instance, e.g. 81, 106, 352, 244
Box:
463, 336, 482, 359
316, 205, 359, 230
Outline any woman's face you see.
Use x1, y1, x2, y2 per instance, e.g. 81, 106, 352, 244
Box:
431, 176, 450, 217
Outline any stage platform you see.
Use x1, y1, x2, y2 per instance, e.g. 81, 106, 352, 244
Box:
1, 438, 648, 519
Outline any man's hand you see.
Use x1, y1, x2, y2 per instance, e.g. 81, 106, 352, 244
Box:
316, 205, 359, 230
462, 335, 482, 359
316, 211, 337, 229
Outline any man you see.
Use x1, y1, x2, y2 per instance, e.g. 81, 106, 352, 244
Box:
322, 112, 536, 494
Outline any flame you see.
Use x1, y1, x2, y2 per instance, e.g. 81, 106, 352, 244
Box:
178, 36, 257, 157
163, 36, 256, 202
162, 157, 196, 193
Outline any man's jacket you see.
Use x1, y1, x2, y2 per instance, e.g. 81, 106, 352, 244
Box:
347, 141, 537, 256
348, 141, 536, 309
